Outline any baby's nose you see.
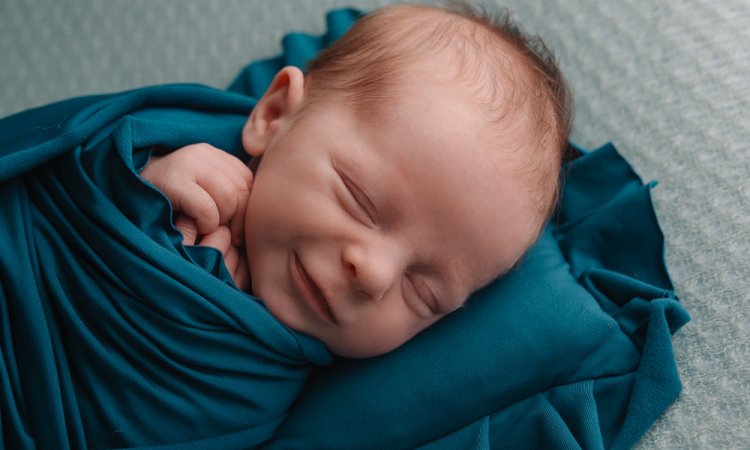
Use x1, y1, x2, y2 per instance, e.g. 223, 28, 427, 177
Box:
341, 240, 400, 302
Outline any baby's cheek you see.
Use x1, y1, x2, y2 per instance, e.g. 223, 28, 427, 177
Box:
335, 312, 428, 358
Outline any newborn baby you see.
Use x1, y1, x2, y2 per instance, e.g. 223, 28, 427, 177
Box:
142, 3, 572, 357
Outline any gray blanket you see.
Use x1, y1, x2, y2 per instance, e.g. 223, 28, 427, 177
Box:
1, 0, 747, 447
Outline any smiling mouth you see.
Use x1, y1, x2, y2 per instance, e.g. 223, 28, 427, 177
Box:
292, 252, 337, 324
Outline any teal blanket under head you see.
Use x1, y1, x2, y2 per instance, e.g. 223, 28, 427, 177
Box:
0, 8, 689, 450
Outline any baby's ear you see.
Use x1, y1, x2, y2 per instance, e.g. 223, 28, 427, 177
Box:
242, 66, 306, 157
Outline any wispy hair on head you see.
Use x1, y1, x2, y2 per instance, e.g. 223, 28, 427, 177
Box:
304, 1, 573, 225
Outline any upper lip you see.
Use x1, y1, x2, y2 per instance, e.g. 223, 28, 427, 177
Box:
293, 252, 338, 324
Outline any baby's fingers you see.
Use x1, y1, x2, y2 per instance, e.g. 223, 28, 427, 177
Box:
233, 251, 250, 291
229, 182, 250, 246
226, 162, 252, 245
219, 244, 250, 290
169, 182, 221, 234
195, 171, 245, 232
200, 226, 249, 289
174, 214, 198, 246
199, 225, 233, 255
202, 153, 252, 241
223, 244, 239, 278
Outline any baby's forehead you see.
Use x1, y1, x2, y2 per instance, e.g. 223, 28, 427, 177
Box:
363, 70, 556, 233
330, 4, 567, 235
390, 10, 529, 97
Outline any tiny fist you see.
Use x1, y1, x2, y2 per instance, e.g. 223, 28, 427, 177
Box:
199, 225, 233, 255
175, 214, 198, 245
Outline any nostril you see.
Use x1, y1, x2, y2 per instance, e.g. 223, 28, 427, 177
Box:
345, 262, 370, 302
345, 260, 357, 279
343, 245, 359, 279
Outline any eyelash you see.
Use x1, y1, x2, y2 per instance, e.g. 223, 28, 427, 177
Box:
407, 273, 438, 314
340, 174, 376, 224
334, 166, 437, 315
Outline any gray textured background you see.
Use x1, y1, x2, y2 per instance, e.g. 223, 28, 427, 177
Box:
1, 0, 748, 448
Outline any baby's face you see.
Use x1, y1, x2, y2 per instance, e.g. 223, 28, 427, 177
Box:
244, 72, 541, 357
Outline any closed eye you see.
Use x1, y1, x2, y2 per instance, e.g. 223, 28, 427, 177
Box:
339, 171, 377, 225
407, 273, 439, 314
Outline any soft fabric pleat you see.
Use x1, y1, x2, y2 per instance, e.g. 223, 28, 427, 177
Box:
0, 8, 688, 450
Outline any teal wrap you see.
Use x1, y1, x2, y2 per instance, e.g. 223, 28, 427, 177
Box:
0, 8, 689, 450
0, 87, 331, 449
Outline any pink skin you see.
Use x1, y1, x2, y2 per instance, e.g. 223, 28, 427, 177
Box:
142, 63, 543, 358
241, 66, 541, 357
140, 143, 253, 289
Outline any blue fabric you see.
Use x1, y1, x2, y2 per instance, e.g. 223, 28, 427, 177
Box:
0, 7, 689, 450
263, 142, 689, 450
0, 87, 331, 449
229, 10, 690, 450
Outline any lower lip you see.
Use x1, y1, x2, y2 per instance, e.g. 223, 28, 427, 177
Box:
291, 253, 337, 324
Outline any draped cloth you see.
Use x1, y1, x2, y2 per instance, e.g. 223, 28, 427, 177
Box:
0, 8, 689, 450
0, 87, 331, 449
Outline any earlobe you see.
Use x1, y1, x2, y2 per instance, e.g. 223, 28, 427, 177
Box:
242, 66, 307, 157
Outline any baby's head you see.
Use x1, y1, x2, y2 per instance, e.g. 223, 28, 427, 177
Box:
241, 3, 572, 357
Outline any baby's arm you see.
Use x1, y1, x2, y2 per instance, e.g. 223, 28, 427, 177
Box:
140, 143, 252, 289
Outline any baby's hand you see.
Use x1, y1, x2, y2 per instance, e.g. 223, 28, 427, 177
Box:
141, 142, 253, 250
173, 218, 250, 290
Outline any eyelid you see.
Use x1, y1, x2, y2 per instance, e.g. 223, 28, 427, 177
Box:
407, 273, 440, 314
338, 170, 378, 224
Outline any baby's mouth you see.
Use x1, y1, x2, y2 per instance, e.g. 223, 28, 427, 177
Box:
293, 252, 338, 325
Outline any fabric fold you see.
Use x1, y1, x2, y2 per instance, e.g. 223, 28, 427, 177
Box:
226, 12, 689, 448
1, 8, 688, 450
1, 84, 330, 450
263, 149, 687, 450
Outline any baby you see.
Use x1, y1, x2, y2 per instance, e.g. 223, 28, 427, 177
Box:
141, 3, 572, 358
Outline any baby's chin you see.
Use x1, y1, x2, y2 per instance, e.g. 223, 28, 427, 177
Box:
247, 266, 413, 358
272, 313, 407, 358
322, 331, 413, 359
